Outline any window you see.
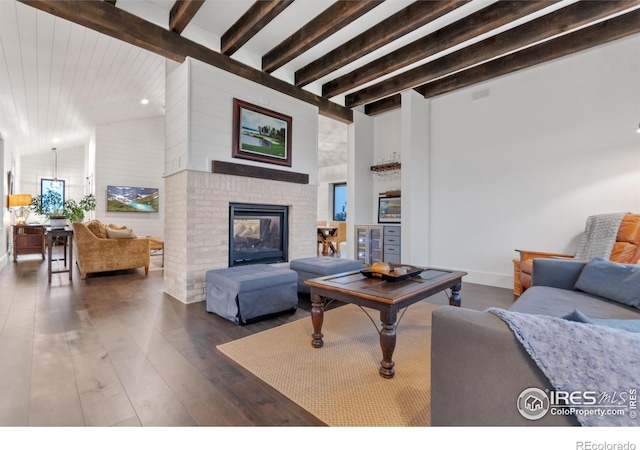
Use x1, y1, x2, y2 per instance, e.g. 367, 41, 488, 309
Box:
40, 178, 65, 214
333, 183, 347, 221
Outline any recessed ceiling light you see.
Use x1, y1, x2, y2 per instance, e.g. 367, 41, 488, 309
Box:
141, 99, 149, 105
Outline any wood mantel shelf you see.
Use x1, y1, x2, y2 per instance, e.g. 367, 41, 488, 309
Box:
370, 162, 401, 172
211, 160, 309, 184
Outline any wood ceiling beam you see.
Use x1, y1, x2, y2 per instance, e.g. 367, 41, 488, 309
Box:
415, 7, 640, 100
262, 0, 383, 74
295, 0, 468, 88
323, 0, 556, 99
221, 0, 294, 56
364, 94, 401, 116
345, 1, 638, 108
19, 0, 352, 123
169, 0, 205, 34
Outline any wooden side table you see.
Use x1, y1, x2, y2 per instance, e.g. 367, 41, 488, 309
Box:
45, 227, 74, 282
13, 224, 45, 261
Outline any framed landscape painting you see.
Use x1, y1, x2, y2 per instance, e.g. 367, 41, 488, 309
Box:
232, 98, 292, 167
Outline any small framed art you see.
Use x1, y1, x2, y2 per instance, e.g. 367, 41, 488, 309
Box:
378, 196, 401, 224
232, 98, 292, 167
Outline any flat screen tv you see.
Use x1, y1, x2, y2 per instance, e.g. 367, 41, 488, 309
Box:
107, 185, 159, 213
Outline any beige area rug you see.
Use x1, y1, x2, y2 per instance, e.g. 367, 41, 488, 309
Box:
217, 301, 438, 427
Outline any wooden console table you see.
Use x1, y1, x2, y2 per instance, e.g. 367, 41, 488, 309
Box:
12, 224, 45, 261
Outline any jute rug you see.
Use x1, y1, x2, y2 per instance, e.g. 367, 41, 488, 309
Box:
217, 301, 438, 427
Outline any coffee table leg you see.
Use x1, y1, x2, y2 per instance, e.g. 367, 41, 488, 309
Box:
449, 282, 462, 307
379, 310, 397, 378
311, 293, 324, 348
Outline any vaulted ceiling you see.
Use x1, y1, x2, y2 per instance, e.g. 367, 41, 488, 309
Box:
1, 0, 639, 160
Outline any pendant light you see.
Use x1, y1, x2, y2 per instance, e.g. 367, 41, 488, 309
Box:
51, 147, 61, 189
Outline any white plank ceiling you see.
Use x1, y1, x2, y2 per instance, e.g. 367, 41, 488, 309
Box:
0, 0, 167, 156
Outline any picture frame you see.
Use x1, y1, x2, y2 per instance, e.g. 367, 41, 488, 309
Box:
107, 185, 159, 213
232, 98, 292, 167
378, 196, 401, 223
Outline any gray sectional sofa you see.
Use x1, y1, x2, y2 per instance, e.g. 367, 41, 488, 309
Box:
431, 257, 640, 426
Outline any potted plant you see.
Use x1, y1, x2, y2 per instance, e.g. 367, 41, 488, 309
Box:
30, 192, 97, 225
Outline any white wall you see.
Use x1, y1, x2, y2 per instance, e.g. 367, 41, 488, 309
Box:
370, 34, 640, 288
95, 116, 165, 238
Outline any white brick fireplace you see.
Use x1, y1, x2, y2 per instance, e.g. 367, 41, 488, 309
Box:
162, 58, 320, 303
163, 169, 317, 304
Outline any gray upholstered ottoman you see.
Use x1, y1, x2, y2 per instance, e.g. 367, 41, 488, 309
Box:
290, 257, 363, 294
206, 264, 298, 325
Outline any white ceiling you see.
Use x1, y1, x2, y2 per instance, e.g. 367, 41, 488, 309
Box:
0, 0, 167, 156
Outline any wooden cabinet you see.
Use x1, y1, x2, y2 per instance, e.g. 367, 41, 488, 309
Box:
13, 224, 45, 261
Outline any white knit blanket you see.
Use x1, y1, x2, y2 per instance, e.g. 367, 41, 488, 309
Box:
487, 308, 640, 426
574, 213, 626, 260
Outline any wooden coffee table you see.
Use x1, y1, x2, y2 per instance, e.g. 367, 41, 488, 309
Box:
304, 266, 466, 378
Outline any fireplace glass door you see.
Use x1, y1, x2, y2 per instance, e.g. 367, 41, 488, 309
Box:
229, 203, 288, 266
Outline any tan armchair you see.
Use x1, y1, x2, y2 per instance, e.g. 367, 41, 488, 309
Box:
73, 221, 150, 280
515, 213, 640, 295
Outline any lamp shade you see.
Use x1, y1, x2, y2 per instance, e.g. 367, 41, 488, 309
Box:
8, 194, 32, 208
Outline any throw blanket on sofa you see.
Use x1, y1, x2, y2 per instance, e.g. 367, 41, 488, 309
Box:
574, 212, 626, 260
487, 307, 640, 426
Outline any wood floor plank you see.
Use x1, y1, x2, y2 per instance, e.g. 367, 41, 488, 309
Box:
0, 325, 33, 425
30, 327, 76, 400
71, 348, 138, 426
125, 323, 254, 425
28, 387, 85, 426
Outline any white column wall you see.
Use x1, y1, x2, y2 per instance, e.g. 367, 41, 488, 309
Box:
348, 110, 375, 253
400, 90, 430, 267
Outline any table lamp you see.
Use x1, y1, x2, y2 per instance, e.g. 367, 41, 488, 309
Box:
8, 194, 32, 224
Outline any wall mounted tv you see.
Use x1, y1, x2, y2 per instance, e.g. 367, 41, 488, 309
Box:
107, 185, 159, 213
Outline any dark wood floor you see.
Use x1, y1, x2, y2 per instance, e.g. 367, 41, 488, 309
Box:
0, 250, 516, 427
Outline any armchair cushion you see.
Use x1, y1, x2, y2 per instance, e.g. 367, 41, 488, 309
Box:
106, 227, 137, 239
86, 220, 108, 238
574, 257, 640, 308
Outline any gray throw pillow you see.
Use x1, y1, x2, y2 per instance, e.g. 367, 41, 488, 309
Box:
574, 257, 640, 309
562, 309, 640, 333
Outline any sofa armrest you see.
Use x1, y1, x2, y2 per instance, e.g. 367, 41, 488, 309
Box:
431, 306, 577, 426
531, 258, 586, 290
